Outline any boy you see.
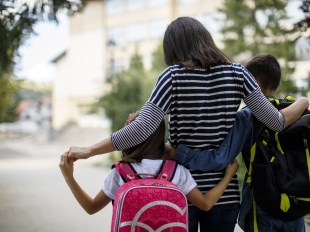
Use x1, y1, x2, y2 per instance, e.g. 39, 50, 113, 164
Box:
165, 54, 308, 231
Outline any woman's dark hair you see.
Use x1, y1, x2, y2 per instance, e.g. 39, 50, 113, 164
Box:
245, 53, 281, 91
121, 111, 166, 163
163, 17, 230, 69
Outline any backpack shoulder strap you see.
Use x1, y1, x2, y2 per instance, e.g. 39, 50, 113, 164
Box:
157, 160, 177, 181
246, 117, 267, 184
115, 161, 139, 182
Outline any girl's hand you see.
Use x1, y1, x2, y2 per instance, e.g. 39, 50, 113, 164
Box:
224, 159, 238, 178
59, 151, 74, 180
162, 143, 176, 160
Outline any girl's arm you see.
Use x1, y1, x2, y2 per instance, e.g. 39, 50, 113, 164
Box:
59, 152, 111, 214
186, 160, 238, 211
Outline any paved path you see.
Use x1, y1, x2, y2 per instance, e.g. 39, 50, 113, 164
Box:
0, 128, 309, 232
0, 132, 113, 232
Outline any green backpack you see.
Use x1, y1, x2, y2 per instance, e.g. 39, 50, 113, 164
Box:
246, 96, 310, 224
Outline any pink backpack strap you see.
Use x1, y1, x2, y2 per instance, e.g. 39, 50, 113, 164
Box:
115, 160, 178, 182
157, 160, 177, 181
115, 162, 140, 182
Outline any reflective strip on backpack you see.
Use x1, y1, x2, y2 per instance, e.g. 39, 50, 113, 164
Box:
275, 132, 284, 154
252, 191, 259, 232
247, 143, 257, 184
280, 193, 290, 212
304, 138, 310, 182
296, 197, 310, 202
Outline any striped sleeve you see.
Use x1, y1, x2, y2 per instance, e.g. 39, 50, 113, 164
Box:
239, 64, 259, 97
111, 68, 172, 150
111, 102, 165, 150
244, 88, 285, 131
148, 67, 172, 112
240, 64, 285, 131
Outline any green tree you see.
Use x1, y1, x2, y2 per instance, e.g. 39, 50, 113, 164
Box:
151, 43, 166, 75
95, 53, 153, 132
219, 0, 298, 96
0, 0, 85, 123
94, 43, 167, 141
293, 0, 310, 32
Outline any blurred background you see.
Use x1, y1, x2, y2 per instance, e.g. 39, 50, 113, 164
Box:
0, 0, 310, 231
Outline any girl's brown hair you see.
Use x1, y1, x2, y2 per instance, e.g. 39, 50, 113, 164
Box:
121, 111, 166, 163
163, 17, 230, 69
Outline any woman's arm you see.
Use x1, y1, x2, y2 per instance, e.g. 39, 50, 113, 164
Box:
280, 97, 309, 127
246, 90, 309, 131
68, 69, 172, 161
59, 152, 111, 214
68, 137, 115, 160
186, 160, 238, 211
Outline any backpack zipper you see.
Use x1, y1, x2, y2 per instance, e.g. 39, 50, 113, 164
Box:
303, 135, 310, 182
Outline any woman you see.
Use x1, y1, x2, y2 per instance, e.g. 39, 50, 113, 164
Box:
67, 17, 309, 232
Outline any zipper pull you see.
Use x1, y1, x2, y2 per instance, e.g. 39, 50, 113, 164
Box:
304, 138, 308, 149
291, 196, 298, 205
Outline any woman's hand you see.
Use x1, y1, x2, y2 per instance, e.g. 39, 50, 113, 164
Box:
59, 151, 74, 180
224, 159, 238, 178
67, 146, 92, 161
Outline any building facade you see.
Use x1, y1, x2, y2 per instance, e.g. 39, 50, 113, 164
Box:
52, 0, 225, 130
52, 0, 310, 131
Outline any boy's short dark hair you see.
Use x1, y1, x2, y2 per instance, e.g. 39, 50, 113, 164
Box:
245, 53, 281, 91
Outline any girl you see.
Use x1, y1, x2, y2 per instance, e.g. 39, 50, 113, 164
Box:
59, 112, 238, 220
67, 17, 309, 231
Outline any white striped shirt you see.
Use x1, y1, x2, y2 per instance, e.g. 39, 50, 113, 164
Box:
111, 62, 285, 205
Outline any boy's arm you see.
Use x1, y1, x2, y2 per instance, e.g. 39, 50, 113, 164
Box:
186, 160, 238, 211
171, 109, 253, 172
59, 152, 111, 215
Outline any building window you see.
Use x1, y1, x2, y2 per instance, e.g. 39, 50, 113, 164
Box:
203, 12, 225, 33
178, 0, 200, 4
149, 19, 168, 40
107, 59, 123, 78
106, 0, 125, 15
107, 26, 125, 47
127, 23, 146, 43
127, 0, 145, 11
148, 0, 167, 7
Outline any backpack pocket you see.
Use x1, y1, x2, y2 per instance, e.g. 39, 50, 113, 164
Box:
251, 163, 281, 207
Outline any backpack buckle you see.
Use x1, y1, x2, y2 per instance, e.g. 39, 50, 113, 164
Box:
127, 174, 136, 180
160, 173, 168, 181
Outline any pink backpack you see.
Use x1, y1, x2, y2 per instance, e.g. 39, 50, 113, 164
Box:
111, 160, 189, 232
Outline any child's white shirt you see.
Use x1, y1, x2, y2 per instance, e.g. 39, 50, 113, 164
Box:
102, 159, 197, 200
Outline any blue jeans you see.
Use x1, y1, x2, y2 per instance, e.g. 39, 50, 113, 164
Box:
239, 184, 305, 232
245, 208, 305, 232
188, 203, 240, 232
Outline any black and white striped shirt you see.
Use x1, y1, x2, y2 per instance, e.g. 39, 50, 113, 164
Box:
111, 63, 285, 205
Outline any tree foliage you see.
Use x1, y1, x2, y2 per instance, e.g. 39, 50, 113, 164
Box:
94, 53, 154, 132
219, 0, 298, 96
94, 43, 166, 133
0, 0, 85, 123
293, 0, 310, 32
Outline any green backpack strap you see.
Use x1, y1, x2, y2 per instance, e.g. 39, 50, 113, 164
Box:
252, 190, 259, 232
